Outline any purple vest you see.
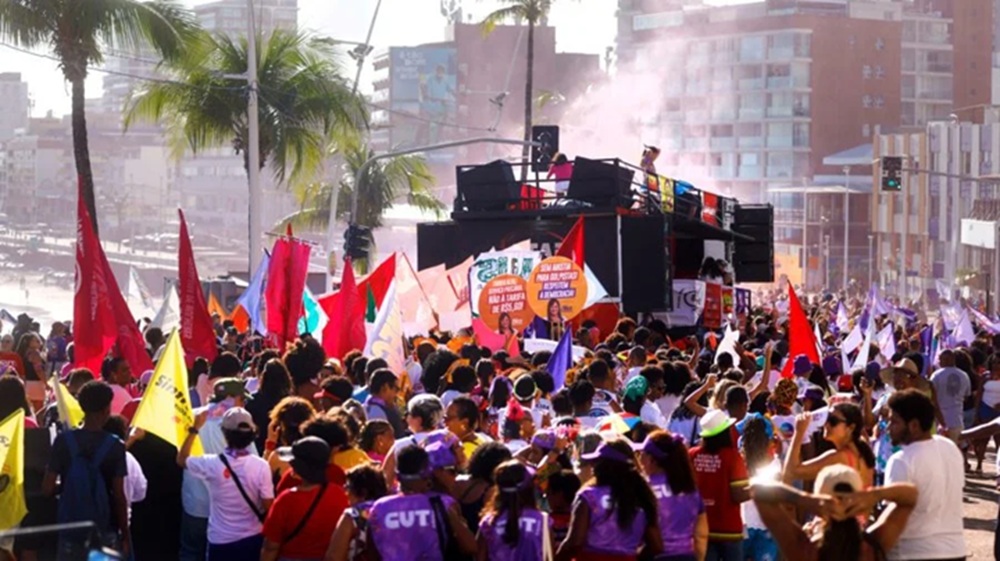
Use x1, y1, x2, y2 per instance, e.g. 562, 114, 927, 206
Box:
649, 473, 704, 556
576, 485, 647, 555
369, 492, 456, 561
479, 508, 547, 561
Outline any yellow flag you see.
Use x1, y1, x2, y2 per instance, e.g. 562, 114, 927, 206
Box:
131, 330, 202, 455
0, 409, 27, 530
50, 376, 84, 428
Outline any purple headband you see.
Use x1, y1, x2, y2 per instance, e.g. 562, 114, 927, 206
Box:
498, 465, 537, 493
632, 434, 683, 460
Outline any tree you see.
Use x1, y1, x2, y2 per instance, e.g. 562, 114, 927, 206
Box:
0, 0, 198, 234
283, 136, 445, 243
125, 29, 367, 210
480, 0, 557, 181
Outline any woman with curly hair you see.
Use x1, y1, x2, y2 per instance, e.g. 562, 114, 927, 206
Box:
556, 438, 662, 561
264, 396, 317, 480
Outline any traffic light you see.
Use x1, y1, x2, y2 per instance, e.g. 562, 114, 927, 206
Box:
530, 125, 560, 173
881, 156, 903, 191
343, 224, 372, 261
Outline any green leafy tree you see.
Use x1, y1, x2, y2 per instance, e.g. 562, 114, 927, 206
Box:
0, 0, 198, 233
284, 137, 444, 265
480, 0, 559, 180
125, 29, 367, 198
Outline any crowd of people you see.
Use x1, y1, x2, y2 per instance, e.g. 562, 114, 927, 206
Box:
0, 286, 992, 561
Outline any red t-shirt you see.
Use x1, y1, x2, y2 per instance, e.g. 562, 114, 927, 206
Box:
0, 352, 23, 377
275, 462, 346, 494
262, 483, 349, 559
689, 441, 749, 541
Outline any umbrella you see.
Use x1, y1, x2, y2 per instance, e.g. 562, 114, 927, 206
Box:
595, 412, 641, 434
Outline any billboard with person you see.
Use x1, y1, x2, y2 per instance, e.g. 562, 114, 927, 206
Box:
389, 47, 458, 159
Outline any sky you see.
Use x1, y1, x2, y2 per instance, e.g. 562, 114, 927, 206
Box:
0, 0, 751, 118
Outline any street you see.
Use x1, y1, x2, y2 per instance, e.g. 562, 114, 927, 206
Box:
965, 457, 998, 560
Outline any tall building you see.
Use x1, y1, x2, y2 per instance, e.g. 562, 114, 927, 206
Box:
0, 73, 30, 143
616, 0, 992, 289
370, 22, 602, 183
193, 0, 297, 37
874, 109, 1000, 299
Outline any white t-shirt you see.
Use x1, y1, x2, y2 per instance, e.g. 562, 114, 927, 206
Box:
639, 400, 667, 428
124, 451, 147, 522
982, 380, 1000, 409
655, 394, 682, 423
884, 436, 967, 560
742, 457, 780, 531
186, 453, 274, 545
440, 389, 463, 409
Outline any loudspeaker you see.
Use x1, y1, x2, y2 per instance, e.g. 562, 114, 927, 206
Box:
456, 159, 520, 211
417, 222, 459, 269
567, 157, 635, 207
732, 205, 774, 283
621, 215, 668, 313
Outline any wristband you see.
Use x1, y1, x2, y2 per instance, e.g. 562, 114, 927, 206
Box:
187, 427, 199, 435
264, 440, 277, 451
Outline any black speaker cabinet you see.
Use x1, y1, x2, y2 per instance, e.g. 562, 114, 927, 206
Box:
456, 160, 520, 211
567, 157, 635, 207
732, 204, 774, 283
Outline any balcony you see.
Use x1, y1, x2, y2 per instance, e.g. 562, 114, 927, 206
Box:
767, 106, 794, 118
775, 208, 804, 224
710, 137, 736, 149
739, 108, 764, 120
739, 78, 765, 90
766, 76, 793, 89
738, 165, 763, 179
738, 136, 764, 148
767, 135, 793, 148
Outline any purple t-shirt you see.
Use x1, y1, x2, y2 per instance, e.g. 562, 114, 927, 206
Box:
370, 492, 456, 560
576, 485, 647, 555
649, 473, 704, 556
479, 508, 547, 561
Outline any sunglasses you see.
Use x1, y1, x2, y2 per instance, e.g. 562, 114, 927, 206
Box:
826, 415, 846, 427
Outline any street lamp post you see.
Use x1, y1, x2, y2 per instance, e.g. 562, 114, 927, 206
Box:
824, 234, 831, 290
867, 234, 874, 289
843, 165, 850, 289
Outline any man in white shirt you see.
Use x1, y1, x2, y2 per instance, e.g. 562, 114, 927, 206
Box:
885, 389, 967, 561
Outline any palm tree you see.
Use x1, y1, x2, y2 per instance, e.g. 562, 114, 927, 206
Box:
0, 0, 198, 233
481, 0, 558, 181
284, 136, 445, 236
125, 29, 367, 202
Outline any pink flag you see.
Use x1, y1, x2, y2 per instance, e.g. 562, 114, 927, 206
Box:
396, 254, 436, 336
472, 318, 506, 352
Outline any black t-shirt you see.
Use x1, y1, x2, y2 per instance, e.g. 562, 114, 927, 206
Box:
47, 429, 128, 528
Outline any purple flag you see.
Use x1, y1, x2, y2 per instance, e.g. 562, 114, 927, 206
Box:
546, 328, 573, 392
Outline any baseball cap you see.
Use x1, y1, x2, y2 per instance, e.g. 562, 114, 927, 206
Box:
813, 463, 863, 495
220, 407, 254, 432
211, 377, 250, 403
277, 436, 330, 483
580, 441, 634, 464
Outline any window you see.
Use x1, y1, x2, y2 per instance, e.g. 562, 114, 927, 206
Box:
739, 36, 766, 62
862, 95, 873, 108
862, 65, 872, 79
875, 38, 885, 50
862, 123, 871, 138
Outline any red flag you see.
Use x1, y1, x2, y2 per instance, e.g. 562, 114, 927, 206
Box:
319, 259, 366, 359
265, 236, 311, 349
780, 283, 820, 378
178, 210, 218, 366
556, 216, 585, 268
73, 188, 117, 375
357, 254, 396, 311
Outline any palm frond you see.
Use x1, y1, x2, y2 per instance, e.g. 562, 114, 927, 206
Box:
479, 5, 524, 36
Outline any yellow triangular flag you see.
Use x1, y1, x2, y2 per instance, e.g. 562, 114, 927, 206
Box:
131, 330, 202, 455
50, 376, 84, 428
0, 409, 27, 530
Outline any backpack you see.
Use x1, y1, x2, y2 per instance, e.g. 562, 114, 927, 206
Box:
57, 431, 115, 532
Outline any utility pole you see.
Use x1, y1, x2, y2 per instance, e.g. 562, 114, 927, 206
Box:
842, 165, 850, 289
324, 0, 381, 289
246, 0, 263, 275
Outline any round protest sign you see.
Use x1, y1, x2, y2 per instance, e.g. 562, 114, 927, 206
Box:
526, 256, 588, 322
477, 274, 533, 334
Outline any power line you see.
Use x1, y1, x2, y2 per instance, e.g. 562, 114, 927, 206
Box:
365, 101, 495, 133
0, 42, 246, 91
